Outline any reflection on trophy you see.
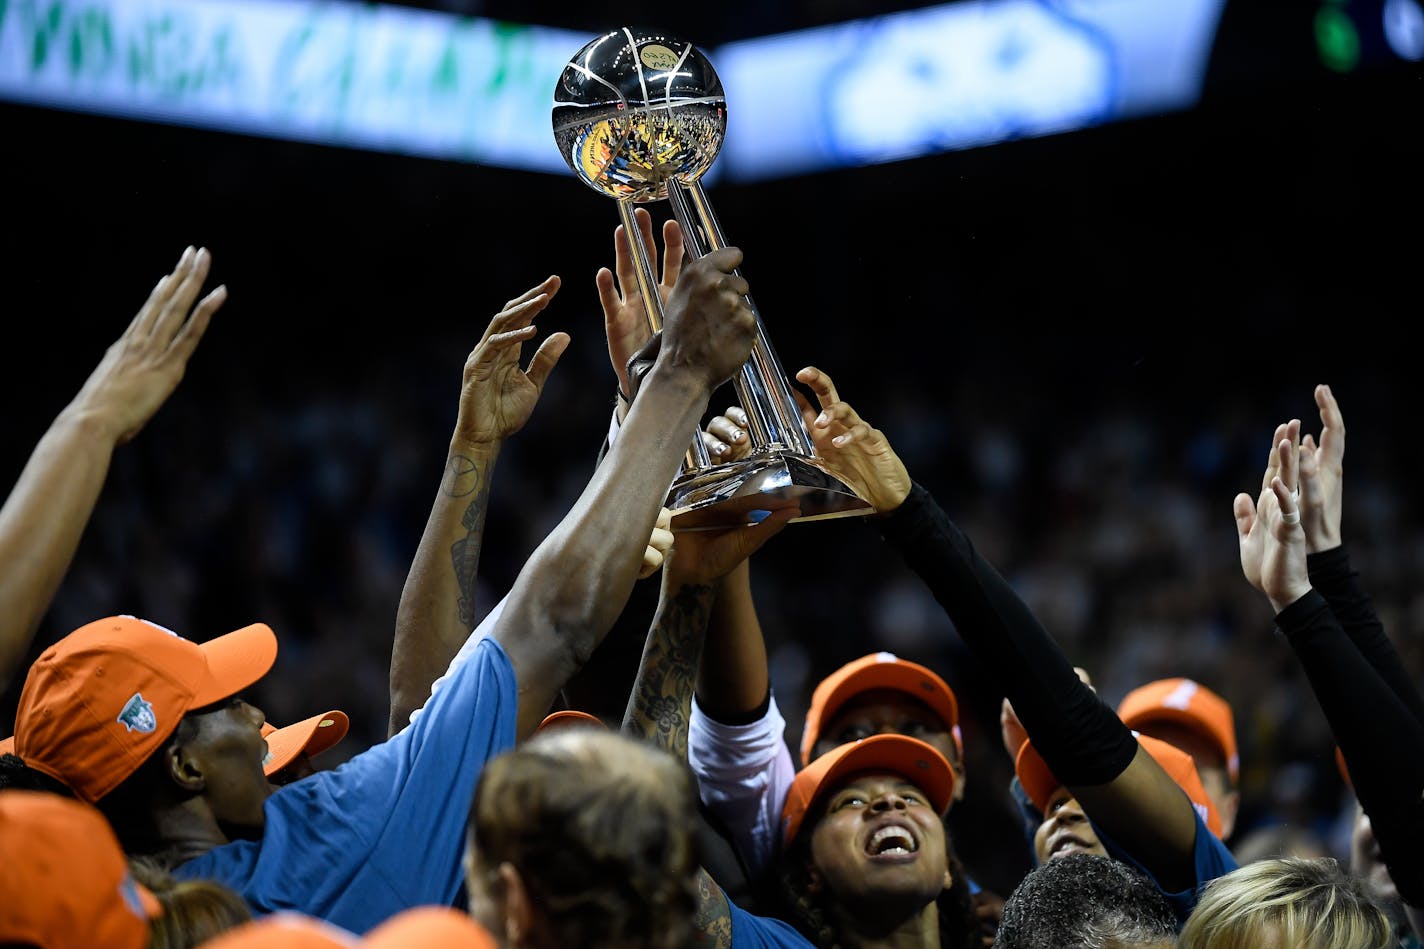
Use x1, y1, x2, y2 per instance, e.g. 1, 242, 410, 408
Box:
553, 27, 874, 530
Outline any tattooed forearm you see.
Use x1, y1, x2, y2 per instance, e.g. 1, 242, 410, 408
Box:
445, 453, 492, 629
691, 868, 734, 948
623, 580, 715, 760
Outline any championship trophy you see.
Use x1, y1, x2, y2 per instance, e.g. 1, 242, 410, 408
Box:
553, 27, 874, 530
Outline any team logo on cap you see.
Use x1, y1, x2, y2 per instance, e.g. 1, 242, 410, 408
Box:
116, 693, 157, 734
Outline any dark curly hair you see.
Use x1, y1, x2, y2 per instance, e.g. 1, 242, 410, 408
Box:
994, 853, 1177, 949
468, 728, 701, 949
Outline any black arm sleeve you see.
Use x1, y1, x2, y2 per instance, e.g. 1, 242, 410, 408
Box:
876, 482, 1138, 788
1307, 546, 1424, 726
1277, 589, 1424, 906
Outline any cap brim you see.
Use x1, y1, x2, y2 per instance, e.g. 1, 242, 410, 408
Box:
1014, 741, 1060, 815
262, 711, 349, 776
195, 913, 358, 948
536, 710, 606, 733
194, 623, 277, 707
785, 734, 955, 845
803, 658, 959, 766
365, 907, 497, 949
1120, 706, 1235, 776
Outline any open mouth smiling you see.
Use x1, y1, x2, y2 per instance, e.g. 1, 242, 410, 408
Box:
865, 822, 920, 861
1047, 832, 1096, 859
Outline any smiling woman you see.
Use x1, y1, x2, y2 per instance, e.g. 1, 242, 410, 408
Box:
773, 734, 980, 949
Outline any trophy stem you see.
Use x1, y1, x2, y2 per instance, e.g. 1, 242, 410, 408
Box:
666, 180, 812, 457
617, 198, 712, 471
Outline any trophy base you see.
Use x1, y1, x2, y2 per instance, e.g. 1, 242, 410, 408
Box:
667, 449, 875, 531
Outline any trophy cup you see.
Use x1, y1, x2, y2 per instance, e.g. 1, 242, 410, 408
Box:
553, 27, 874, 530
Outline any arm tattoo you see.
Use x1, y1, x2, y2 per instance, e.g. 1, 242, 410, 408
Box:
623, 581, 714, 761
692, 868, 735, 948
444, 453, 492, 629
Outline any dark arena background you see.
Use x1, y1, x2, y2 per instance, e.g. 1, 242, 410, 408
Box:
2, 0, 1422, 897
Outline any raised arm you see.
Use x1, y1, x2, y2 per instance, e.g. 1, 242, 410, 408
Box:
387, 278, 568, 735
492, 247, 757, 739
621, 504, 793, 948
793, 366, 1206, 893
1294, 387, 1424, 725
0, 246, 224, 687
1234, 405, 1424, 908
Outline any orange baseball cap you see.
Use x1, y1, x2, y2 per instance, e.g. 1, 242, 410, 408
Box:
196, 912, 360, 948
781, 733, 957, 846
1117, 678, 1238, 783
14, 615, 277, 803
1015, 732, 1224, 839
0, 735, 13, 756
0, 789, 163, 949
262, 710, 349, 776
366, 906, 498, 948
536, 709, 606, 734
199, 907, 497, 948
800, 652, 961, 767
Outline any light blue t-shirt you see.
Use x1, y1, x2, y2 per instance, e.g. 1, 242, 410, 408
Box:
175, 637, 518, 934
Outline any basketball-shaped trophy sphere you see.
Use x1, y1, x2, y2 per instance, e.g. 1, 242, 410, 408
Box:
553, 28, 726, 202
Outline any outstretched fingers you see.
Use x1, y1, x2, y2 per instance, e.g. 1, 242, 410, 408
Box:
660, 218, 684, 289
166, 284, 227, 360
503, 274, 560, 313
796, 365, 841, 411
482, 286, 556, 345
153, 247, 214, 338
1260, 422, 1288, 493
1278, 422, 1301, 496
1315, 383, 1345, 469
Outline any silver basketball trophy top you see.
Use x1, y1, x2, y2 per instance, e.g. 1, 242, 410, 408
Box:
554, 28, 873, 530
553, 28, 725, 202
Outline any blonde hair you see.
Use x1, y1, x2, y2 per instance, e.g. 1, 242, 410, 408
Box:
1179, 857, 1391, 949
128, 857, 253, 949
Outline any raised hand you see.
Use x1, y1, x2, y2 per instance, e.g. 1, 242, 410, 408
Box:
1298, 384, 1345, 554
664, 508, 796, 589
657, 247, 755, 393
701, 405, 753, 461
1234, 423, 1312, 613
595, 207, 684, 400
454, 276, 569, 446
70, 245, 226, 444
792, 366, 912, 513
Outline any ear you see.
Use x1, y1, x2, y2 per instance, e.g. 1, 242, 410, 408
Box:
166, 735, 205, 794
1219, 790, 1242, 840
498, 862, 533, 946
950, 761, 967, 803
941, 861, 955, 893
803, 856, 825, 896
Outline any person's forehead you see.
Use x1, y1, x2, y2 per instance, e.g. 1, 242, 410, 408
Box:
830, 769, 925, 796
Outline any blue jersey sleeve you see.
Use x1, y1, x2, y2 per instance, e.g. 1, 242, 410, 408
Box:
727, 894, 814, 948
1091, 807, 1238, 923
175, 637, 518, 934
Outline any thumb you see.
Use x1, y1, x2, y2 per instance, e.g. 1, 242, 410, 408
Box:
723, 507, 798, 569
1232, 493, 1255, 542
525, 332, 570, 391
